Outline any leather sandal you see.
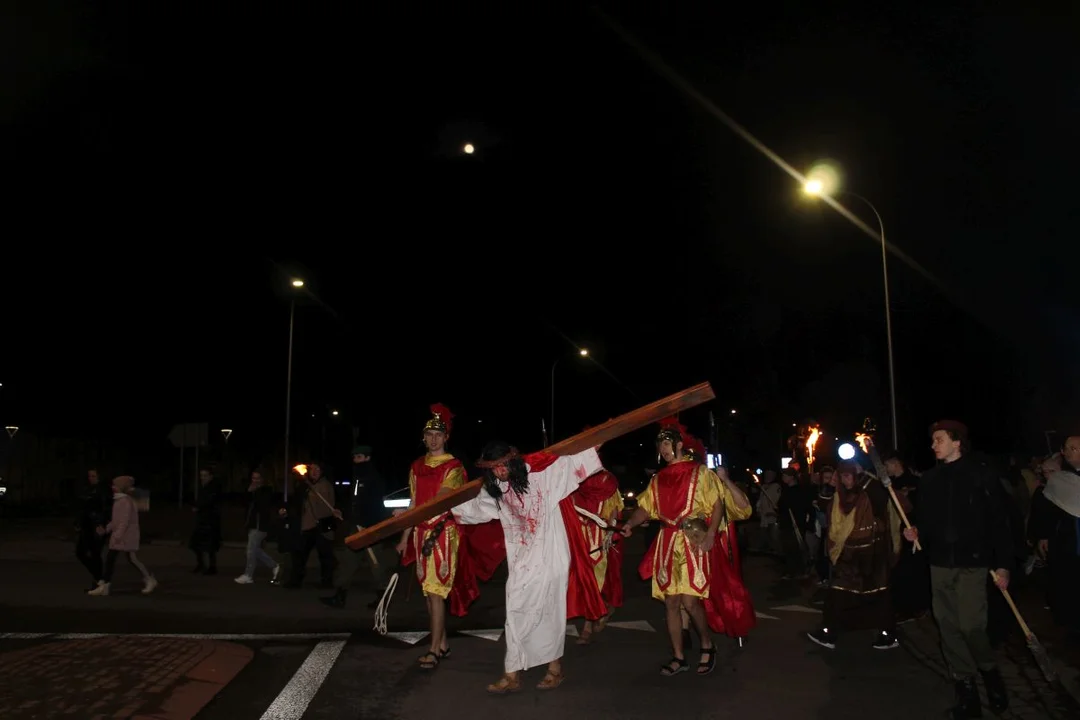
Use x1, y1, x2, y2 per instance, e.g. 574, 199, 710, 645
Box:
418, 652, 440, 669
697, 647, 717, 675
576, 625, 593, 645
595, 612, 612, 632
660, 657, 689, 676
537, 670, 565, 690
486, 674, 522, 694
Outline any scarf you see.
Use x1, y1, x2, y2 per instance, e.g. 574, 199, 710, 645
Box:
1042, 468, 1080, 554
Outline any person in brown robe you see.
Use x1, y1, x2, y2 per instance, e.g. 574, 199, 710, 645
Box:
806, 460, 903, 650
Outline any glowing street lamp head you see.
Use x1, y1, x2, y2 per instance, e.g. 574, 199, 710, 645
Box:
463, 143, 475, 154
291, 279, 304, 288
803, 161, 842, 197
837, 443, 856, 461
578, 348, 589, 357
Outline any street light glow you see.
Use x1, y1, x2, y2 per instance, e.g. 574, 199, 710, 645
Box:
579, 348, 589, 357
331, 410, 339, 416
291, 279, 304, 288
838, 443, 856, 461
463, 143, 475, 154
803, 161, 841, 197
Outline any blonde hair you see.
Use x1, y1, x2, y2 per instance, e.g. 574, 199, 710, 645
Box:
113, 475, 136, 493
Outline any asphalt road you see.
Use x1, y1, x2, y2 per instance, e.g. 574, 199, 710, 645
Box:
1, 534, 1077, 719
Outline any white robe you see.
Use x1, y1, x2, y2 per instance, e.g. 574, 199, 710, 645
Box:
452, 447, 602, 673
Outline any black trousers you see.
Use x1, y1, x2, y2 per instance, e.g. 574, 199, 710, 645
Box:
75, 532, 106, 582
290, 528, 336, 585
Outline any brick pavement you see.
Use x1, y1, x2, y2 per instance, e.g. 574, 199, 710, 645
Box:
0, 636, 253, 719
900, 615, 1080, 719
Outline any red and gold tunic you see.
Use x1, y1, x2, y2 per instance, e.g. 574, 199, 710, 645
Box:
572, 470, 624, 592
637, 458, 750, 600
406, 453, 467, 598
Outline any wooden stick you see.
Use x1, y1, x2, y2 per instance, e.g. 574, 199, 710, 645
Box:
884, 484, 922, 552
990, 570, 1033, 637
345, 382, 716, 550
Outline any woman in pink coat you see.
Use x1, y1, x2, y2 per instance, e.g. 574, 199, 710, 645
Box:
88, 476, 157, 596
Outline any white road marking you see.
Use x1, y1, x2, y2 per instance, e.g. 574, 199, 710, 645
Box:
754, 611, 780, 620
606, 620, 655, 632
771, 605, 822, 614
459, 629, 503, 642
384, 631, 428, 645
259, 640, 346, 720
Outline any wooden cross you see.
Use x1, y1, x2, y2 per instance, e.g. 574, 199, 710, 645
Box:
344, 382, 715, 550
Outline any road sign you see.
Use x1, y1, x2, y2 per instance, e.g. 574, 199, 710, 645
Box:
168, 423, 208, 448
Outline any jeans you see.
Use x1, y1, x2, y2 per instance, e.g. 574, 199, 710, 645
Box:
245, 529, 278, 577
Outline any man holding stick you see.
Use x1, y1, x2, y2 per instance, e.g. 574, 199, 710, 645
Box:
904, 420, 1013, 718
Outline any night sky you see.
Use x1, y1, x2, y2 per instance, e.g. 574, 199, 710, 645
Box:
3, 4, 1078, 486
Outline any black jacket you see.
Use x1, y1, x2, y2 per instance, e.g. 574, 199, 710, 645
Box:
917, 455, 1014, 570
349, 462, 387, 528
77, 481, 113, 533
245, 485, 277, 532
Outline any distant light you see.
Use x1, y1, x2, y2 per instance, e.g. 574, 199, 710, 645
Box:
838, 443, 856, 460
463, 143, 475, 154
331, 410, 339, 416
804, 179, 824, 195
730, 409, 737, 415
477, 419, 482, 423
781, 457, 792, 469
291, 279, 304, 288
579, 348, 589, 356
756, 467, 763, 475
625, 492, 635, 499
384, 498, 410, 509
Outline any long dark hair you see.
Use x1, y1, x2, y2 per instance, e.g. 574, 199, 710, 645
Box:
479, 440, 529, 507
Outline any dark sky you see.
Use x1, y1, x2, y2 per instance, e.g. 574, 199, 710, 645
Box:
3, 3, 1078, 480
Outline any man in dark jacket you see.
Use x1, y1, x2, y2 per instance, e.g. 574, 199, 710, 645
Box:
75, 469, 112, 590
321, 445, 388, 609
905, 420, 1014, 718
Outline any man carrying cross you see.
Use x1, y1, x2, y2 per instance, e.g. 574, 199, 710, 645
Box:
451, 440, 604, 694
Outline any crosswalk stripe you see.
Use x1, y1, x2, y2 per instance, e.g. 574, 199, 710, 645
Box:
259, 640, 346, 720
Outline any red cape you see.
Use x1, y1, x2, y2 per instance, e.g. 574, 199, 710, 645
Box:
568, 469, 624, 613
401, 459, 505, 617
638, 461, 755, 636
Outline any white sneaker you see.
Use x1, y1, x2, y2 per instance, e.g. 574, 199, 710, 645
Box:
142, 576, 158, 594
271, 565, 281, 584
234, 574, 254, 584
88, 582, 110, 596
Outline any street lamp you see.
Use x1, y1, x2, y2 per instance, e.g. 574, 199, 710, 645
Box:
551, 348, 589, 442
284, 278, 304, 500
463, 143, 475, 155
803, 167, 899, 450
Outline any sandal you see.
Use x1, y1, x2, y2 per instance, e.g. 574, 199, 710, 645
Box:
438, 647, 451, 660
537, 670, 565, 690
660, 657, 689, 676
486, 674, 522, 694
576, 625, 593, 645
418, 652, 440, 669
697, 646, 717, 675
595, 612, 612, 632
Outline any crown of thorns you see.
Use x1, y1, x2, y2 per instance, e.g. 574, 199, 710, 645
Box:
475, 447, 521, 468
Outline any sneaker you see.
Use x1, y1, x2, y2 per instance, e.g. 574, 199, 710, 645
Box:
271, 565, 281, 584
234, 574, 254, 584
872, 631, 899, 649
88, 582, 110, 596
806, 627, 835, 649
142, 576, 158, 595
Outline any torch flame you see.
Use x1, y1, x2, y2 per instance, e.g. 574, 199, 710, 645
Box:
855, 434, 871, 454
805, 425, 822, 466
293, 464, 308, 476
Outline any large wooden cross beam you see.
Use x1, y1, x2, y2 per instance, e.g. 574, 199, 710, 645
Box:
344, 381, 715, 550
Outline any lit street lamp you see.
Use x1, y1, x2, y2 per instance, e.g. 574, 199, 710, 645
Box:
284, 278, 304, 501
550, 348, 589, 443
803, 165, 899, 450
463, 143, 475, 155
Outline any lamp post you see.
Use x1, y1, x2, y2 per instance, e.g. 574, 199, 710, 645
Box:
804, 177, 899, 450
550, 347, 589, 443
284, 278, 304, 501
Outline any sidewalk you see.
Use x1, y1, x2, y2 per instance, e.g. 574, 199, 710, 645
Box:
0, 635, 253, 719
